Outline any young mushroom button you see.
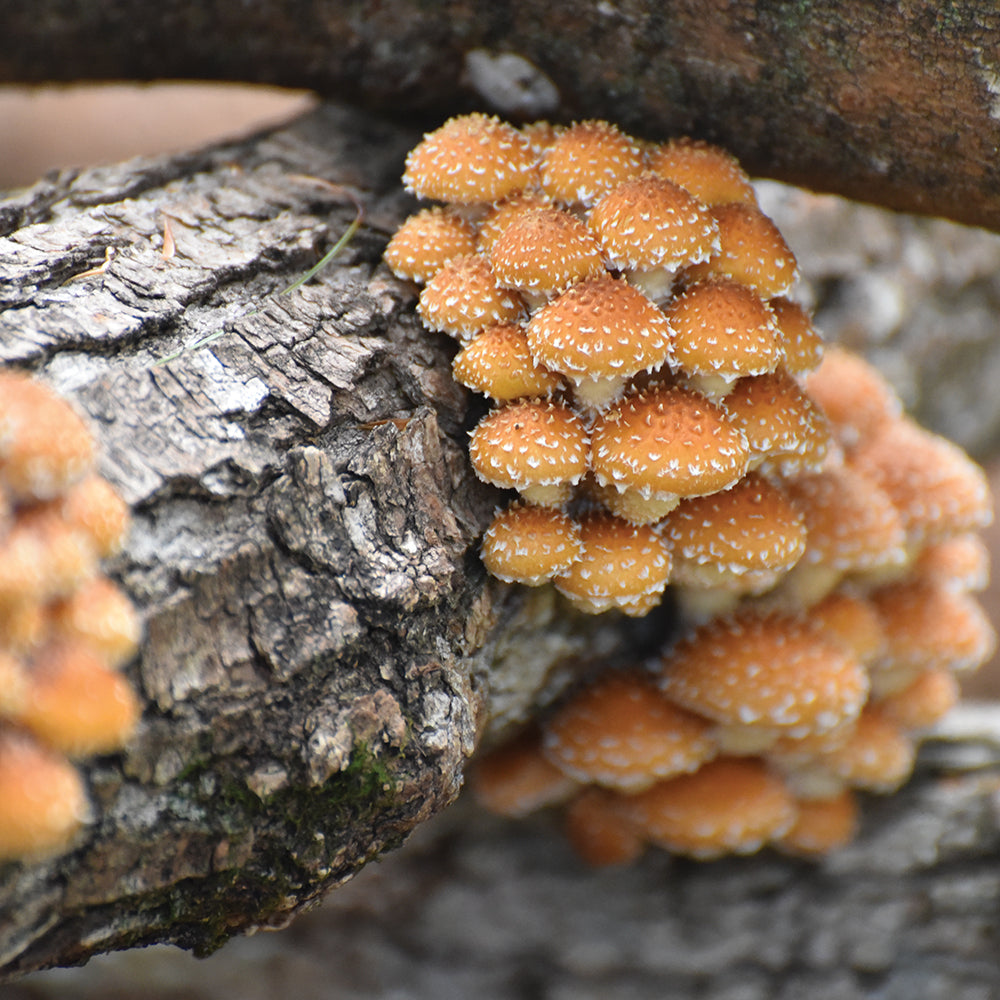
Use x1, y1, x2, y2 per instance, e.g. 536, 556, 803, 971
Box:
418, 254, 526, 341
721, 371, 831, 477
489, 206, 606, 307
647, 138, 758, 207
622, 757, 797, 859
661, 472, 806, 594
553, 512, 672, 615
0, 371, 96, 503
0, 729, 90, 861
776, 790, 858, 857
850, 418, 993, 548
470, 726, 579, 818
664, 278, 783, 401
383, 207, 479, 284
480, 504, 583, 585
452, 323, 563, 403
683, 202, 799, 299
563, 787, 645, 867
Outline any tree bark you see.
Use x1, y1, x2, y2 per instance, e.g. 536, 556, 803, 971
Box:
0, 102, 645, 979
10, 708, 1000, 1000
3, 1, 1000, 231
2, 98, 1000, 989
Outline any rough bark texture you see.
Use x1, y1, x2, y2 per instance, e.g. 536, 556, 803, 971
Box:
3, 97, 1000, 991
12, 708, 1000, 1000
0, 102, 647, 979
4, 2, 1000, 231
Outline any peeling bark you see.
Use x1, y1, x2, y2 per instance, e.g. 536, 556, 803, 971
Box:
3, 1, 1000, 230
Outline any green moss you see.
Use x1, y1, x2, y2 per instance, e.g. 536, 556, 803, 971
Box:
280, 742, 399, 838
153, 741, 403, 957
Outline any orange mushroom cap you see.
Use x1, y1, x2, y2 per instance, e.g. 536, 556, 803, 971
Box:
721, 371, 831, 477
452, 323, 563, 402
877, 669, 959, 732
768, 297, 825, 376
541, 120, 644, 207
418, 254, 526, 340
470, 726, 579, 818
869, 579, 997, 694
808, 591, 886, 667
805, 347, 901, 452
480, 503, 583, 585
776, 789, 858, 857
0, 371, 96, 503
817, 707, 916, 794
526, 275, 675, 408
563, 786, 644, 867
0, 504, 99, 606
48, 575, 142, 669
490, 206, 606, 300
553, 512, 672, 615
588, 174, 719, 283
682, 202, 798, 298
384, 207, 479, 284
0, 651, 29, 716
646, 138, 758, 207
58, 473, 131, 560
17, 642, 141, 757
476, 192, 554, 254
590, 385, 750, 506
783, 465, 908, 575
664, 278, 783, 398
402, 113, 537, 204
661, 472, 806, 592
910, 533, 990, 593
0, 728, 90, 860
659, 610, 869, 745
0, 599, 45, 657
542, 670, 715, 791
468, 399, 589, 506
622, 757, 797, 859
849, 418, 993, 548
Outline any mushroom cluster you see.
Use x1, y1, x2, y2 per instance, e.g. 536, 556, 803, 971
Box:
389, 114, 995, 862
388, 114, 831, 616
0, 371, 140, 861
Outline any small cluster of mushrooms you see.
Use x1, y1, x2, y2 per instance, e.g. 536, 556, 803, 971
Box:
387, 114, 996, 861
0, 372, 140, 861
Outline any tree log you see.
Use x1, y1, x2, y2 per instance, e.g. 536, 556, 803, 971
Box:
0, 101, 649, 979
2, 99, 1000, 990
3, 1, 1000, 231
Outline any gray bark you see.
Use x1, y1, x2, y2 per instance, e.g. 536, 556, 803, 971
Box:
3, 1, 1000, 231
0, 102, 643, 979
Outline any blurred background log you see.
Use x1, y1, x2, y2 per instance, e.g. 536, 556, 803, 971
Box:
2, 1, 1000, 230
10, 708, 1000, 1000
